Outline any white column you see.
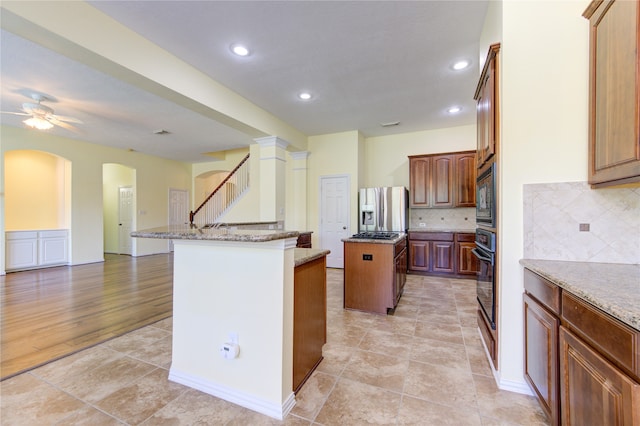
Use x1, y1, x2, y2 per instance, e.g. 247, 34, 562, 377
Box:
255, 136, 289, 223
290, 151, 309, 231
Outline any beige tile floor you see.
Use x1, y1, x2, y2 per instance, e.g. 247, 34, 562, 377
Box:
1, 270, 549, 425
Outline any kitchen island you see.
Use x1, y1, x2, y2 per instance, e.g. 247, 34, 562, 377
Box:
132, 226, 328, 420
342, 233, 407, 314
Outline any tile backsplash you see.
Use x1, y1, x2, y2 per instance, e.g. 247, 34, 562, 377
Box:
523, 182, 640, 264
409, 207, 476, 231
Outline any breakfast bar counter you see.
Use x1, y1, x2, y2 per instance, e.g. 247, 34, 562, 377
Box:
132, 225, 309, 420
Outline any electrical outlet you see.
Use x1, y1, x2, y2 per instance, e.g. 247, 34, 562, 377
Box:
228, 332, 238, 344
419, 222, 426, 227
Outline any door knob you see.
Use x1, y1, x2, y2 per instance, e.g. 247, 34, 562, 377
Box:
343, 226, 347, 230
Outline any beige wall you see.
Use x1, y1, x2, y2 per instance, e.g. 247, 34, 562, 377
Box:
1, 125, 192, 269
5, 150, 68, 230
492, 0, 590, 391
364, 125, 476, 188
307, 131, 361, 246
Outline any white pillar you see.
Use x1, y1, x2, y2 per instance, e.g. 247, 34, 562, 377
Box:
255, 136, 289, 223
290, 151, 309, 231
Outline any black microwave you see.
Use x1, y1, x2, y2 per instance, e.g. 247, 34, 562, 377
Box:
476, 163, 496, 227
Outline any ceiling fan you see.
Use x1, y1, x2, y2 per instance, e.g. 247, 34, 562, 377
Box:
1, 92, 82, 131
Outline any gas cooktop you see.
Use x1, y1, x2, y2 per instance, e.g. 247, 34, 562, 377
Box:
350, 231, 399, 240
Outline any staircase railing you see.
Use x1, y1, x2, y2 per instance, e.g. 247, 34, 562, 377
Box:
189, 153, 250, 227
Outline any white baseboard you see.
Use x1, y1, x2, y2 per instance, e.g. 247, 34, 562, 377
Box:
498, 377, 534, 396
169, 368, 296, 420
475, 327, 534, 396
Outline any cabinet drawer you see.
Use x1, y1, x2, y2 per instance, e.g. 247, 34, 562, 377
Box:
524, 269, 561, 315
455, 233, 475, 242
562, 291, 640, 380
408, 232, 453, 242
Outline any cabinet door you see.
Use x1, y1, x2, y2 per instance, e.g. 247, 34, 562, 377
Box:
39, 234, 68, 266
524, 294, 560, 426
456, 241, 479, 275
560, 326, 640, 425
585, 0, 640, 187
409, 157, 430, 207
455, 153, 477, 207
431, 155, 454, 207
408, 240, 429, 271
6, 237, 38, 270
475, 44, 499, 169
431, 241, 454, 273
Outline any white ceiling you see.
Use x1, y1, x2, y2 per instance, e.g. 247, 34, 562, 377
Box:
0, 1, 488, 163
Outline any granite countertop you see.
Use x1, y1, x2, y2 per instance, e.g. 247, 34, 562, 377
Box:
407, 228, 476, 233
342, 232, 407, 244
520, 259, 640, 331
294, 248, 330, 267
131, 225, 299, 242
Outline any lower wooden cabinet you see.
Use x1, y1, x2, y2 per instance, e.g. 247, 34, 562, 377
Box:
560, 326, 640, 425
293, 256, 327, 392
393, 245, 407, 306
524, 293, 560, 425
408, 231, 476, 277
524, 268, 640, 425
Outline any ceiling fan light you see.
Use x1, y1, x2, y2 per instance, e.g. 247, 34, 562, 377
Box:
24, 117, 53, 130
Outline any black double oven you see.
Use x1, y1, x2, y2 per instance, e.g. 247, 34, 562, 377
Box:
473, 163, 496, 329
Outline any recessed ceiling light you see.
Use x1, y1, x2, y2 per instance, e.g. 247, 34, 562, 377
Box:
447, 106, 461, 114
298, 92, 312, 100
452, 60, 470, 70
230, 44, 250, 57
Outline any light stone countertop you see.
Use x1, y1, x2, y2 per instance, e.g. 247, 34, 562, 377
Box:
294, 248, 330, 267
520, 259, 640, 331
342, 232, 407, 244
131, 225, 299, 242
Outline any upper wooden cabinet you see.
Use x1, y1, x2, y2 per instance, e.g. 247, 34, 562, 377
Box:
584, 0, 640, 187
475, 43, 500, 170
408, 151, 476, 208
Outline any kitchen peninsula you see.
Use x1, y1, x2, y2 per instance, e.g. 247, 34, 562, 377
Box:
131, 226, 329, 420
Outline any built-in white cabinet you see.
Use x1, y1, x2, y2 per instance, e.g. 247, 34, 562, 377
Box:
6, 230, 69, 271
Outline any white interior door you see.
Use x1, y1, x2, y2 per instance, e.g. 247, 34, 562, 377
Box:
118, 186, 134, 255
320, 175, 350, 268
169, 188, 189, 251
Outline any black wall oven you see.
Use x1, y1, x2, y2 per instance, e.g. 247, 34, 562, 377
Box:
476, 163, 496, 227
473, 228, 496, 329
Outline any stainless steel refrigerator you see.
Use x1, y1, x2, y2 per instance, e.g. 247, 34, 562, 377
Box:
358, 187, 408, 232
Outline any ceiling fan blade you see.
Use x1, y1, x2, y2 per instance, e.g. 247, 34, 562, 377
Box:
51, 114, 83, 124
48, 116, 81, 133
0, 111, 31, 116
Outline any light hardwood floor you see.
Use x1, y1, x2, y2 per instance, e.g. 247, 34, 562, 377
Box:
0, 253, 173, 380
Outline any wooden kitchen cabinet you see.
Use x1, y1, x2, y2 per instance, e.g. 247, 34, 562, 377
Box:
408, 151, 476, 208
454, 152, 477, 207
293, 255, 327, 392
584, 0, 640, 187
475, 43, 500, 170
408, 232, 453, 274
523, 267, 640, 425
455, 233, 478, 276
560, 327, 640, 425
393, 242, 407, 307
524, 268, 562, 426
